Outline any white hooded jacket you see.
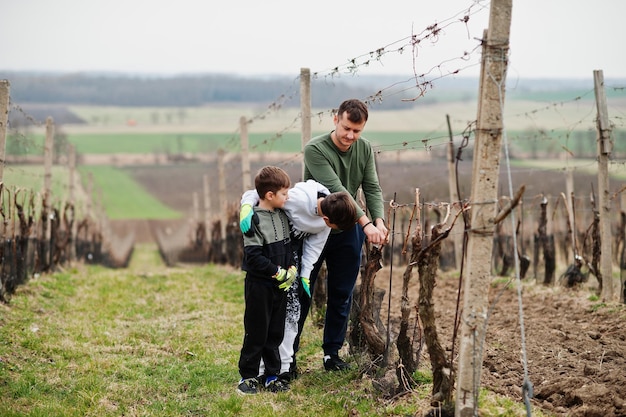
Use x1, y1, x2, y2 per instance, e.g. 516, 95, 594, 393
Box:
241, 179, 331, 280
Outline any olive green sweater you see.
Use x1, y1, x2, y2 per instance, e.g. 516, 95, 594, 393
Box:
303, 132, 385, 222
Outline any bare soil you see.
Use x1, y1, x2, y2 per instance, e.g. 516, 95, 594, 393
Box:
114, 157, 626, 416
381, 271, 626, 417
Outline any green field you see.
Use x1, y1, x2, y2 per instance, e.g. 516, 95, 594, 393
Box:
7, 127, 626, 157
77, 166, 181, 220
1, 165, 181, 220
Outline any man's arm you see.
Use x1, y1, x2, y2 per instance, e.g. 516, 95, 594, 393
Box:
304, 144, 366, 219
360, 143, 389, 243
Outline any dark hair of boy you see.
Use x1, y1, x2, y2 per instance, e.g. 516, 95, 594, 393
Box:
255, 166, 291, 199
320, 191, 358, 231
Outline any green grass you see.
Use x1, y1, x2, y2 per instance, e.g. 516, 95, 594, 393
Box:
78, 166, 180, 220
0, 245, 554, 417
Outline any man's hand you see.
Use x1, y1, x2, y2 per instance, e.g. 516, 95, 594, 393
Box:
363, 219, 388, 245
275, 265, 297, 291
301, 277, 311, 297
239, 204, 253, 234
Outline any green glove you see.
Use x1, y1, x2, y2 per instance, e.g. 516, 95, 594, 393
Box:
239, 204, 253, 234
301, 277, 311, 297
275, 265, 297, 291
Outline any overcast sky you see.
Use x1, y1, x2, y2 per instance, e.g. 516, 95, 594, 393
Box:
2, 0, 625, 80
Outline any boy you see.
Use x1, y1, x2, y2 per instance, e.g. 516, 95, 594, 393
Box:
237, 166, 297, 395
240, 179, 357, 380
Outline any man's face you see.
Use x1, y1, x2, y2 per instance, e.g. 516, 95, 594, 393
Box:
332, 112, 366, 152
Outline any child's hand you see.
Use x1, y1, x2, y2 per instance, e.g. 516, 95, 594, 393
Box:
277, 265, 297, 291
239, 204, 253, 233
301, 277, 311, 297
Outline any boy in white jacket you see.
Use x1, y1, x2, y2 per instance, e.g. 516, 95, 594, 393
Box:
240, 179, 357, 381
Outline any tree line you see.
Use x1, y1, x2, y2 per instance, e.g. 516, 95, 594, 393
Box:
0, 71, 410, 108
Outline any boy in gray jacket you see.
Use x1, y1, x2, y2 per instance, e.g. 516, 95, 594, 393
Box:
240, 179, 357, 381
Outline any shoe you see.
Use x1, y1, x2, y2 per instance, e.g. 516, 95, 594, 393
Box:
264, 375, 290, 393
323, 354, 351, 371
237, 378, 259, 395
280, 357, 298, 382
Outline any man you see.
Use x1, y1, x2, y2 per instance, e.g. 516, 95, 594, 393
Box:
298, 98, 388, 371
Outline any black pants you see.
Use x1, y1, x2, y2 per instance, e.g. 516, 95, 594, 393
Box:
296, 225, 365, 356
238, 277, 287, 379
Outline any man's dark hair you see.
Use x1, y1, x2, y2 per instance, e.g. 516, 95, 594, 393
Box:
337, 99, 368, 124
321, 192, 358, 231
255, 166, 291, 199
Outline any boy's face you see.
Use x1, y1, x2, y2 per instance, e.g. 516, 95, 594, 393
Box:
266, 187, 289, 209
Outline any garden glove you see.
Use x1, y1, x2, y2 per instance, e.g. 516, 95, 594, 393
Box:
274, 265, 297, 291
239, 204, 253, 234
301, 277, 311, 297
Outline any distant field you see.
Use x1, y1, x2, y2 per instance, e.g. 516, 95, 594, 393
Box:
4, 97, 626, 221
1, 165, 181, 220
76, 166, 181, 220
62, 97, 625, 134
4, 97, 622, 158
7, 128, 625, 158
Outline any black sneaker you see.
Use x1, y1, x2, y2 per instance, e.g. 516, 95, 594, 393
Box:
237, 378, 259, 395
280, 357, 298, 382
264, 376, 290, 392
323, 354, 351, 371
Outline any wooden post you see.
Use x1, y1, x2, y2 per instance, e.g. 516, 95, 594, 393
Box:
203, 173, 212, 236
240, 116, 252, 192
455, 1, 512, 416
44, 117, 55, 203
192, 191, 199, 242
43, 117, 55, 267
594, 69, 614, 302
446, 114, 462, 269
69, 144, 77, 261
218, 149, 227, 256
300, 67, 311, 180
622, 193, 626, 304
0, 80, 9, 183
68, 144, 76, 202
87, 172, 94, 220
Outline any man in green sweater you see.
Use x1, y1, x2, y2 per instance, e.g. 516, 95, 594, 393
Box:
297, 98, 388, 371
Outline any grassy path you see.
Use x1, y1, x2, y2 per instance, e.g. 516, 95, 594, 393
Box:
0, 245, 548, 416
0, 245, 410, 416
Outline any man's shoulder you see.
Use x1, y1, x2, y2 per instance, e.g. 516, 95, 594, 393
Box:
306, 132, 331, 146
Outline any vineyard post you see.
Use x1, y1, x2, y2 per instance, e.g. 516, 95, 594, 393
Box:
69, 144, 76, 261
622, 192, 626, 304
86, 172, 93, 221
44, 117, 55, 268
203, 174, 212, 236
446, 114, 462, 269
593, 69, 614, 301
0, 80, 9, 183
218, 148, 227, 257
192, 191, 199, 242
300, 67, 311, 180
455, 0, 512, 416
240, 116, 252, 192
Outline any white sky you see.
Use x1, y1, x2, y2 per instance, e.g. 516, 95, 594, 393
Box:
1, 0, 625, 80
